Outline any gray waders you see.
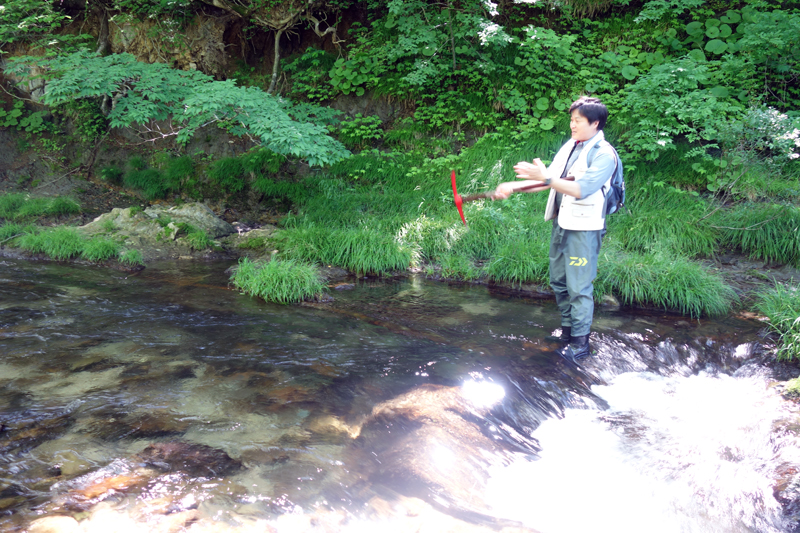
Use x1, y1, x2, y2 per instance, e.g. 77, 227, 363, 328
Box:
548, 223, 604, 338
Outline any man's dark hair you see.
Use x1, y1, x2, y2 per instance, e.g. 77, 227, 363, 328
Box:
569, 96, 608, 131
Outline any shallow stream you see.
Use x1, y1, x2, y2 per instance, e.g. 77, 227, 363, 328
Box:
1, 258, 799, 532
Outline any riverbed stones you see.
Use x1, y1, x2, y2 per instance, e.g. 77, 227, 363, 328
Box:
27, 515, 81, 533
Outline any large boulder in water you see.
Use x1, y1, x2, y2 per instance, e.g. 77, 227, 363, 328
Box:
79, 203, 235, 260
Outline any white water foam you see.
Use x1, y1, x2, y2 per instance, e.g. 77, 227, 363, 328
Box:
486, 371, 795, 533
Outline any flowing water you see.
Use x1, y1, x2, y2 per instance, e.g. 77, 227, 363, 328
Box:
1, 258, 799, 532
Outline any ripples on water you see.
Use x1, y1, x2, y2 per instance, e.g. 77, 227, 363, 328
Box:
0, 258, 798, 532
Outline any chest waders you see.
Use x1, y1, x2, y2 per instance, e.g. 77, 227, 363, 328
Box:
546, 136, 612, 362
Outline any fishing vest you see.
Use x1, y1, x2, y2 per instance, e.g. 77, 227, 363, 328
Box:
543, 132, 612, 231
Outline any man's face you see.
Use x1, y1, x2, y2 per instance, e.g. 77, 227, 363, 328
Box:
570, 109, 599, 142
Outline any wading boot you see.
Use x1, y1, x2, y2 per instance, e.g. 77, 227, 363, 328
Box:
557, 334, 590, 363
545, 326, 571, 346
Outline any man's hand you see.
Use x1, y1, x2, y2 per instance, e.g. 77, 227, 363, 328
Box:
513, 158, 548, 181
491, 182, 516, 200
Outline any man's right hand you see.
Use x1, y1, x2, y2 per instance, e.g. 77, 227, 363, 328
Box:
491, 182, 516, 200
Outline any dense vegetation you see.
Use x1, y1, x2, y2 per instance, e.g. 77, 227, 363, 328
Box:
0, 0, 798, 355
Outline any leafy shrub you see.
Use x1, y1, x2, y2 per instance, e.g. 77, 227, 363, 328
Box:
231, 257, 326, 304
756, 282, 800, 361
125, 167, 171, 200
100, 166, 124, 185
335, 114, 384, 150
207, 156, 246, 193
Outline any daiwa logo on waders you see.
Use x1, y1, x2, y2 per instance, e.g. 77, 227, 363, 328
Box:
569, 257, 588, 266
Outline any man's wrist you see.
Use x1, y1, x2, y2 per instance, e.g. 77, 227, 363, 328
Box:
543, 176, 553, 186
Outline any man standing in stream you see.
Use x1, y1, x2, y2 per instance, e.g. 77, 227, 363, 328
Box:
492, 96, 618, 362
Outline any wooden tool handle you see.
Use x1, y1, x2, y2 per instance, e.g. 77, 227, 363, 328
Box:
461, 176, 575, 203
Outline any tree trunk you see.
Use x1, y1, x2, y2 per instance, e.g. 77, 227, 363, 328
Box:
267, 28, 284, 95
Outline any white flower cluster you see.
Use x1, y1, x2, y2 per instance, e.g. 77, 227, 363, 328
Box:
483, 0, 499, 17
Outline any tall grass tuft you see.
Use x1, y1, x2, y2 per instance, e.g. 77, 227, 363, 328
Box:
119, 249, 144, 266
0, 193, 27, 219
0, 222, 30, 242
16, 227, 84, 260
275, 226, 414, 275
436, 253, 482, 281
609, 186, 719, 257
80, 237, 121, 262
485, 239, 550, 285
231, 257, 326, 304
755, 282, 800, 361
596, 248, 738, 317
717, 203, 800, 266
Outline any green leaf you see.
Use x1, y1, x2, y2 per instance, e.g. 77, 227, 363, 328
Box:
688, 49, 706, 62
422, 46, 436, 57
685, 21, 704, 37
709, 86, 729, 97
705, 19, 721, 28
385, 15, 397, 29
705, 26, 720, 38
621, 65, 639, 80
705, 39, 728, 55
719, 24, 732, 39
539, 118, 555, 131
553, 98, 567, 111
535, 97, 550, 111
720, 10, 741, 24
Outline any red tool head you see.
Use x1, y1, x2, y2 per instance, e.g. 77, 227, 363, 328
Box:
451, 169, 466, 225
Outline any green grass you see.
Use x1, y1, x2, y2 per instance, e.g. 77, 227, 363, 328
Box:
0, 222, 30, 242
119, 249, 144, 266
485, 238, 550, 285
717, 203, 800, 266
231, 257, 327, 304
80, 237, 121, 262
0, 193, 80, 220
595, 248, 738, 317
0, 193, 27, 219
182, 226, 213, 250
436, 253, 482, 281
755, 281, 800, 361
609, 187, 719, 257
275, 225, 415, 275
16, 227, 84, 260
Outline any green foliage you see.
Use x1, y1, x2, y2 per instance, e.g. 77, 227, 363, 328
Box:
717, 204, 800, 266
284, 48, 339, 102
53, 99, 108, 142
0, 193, 80, 220
119, 248, 144, 266
485, 238, 550, 285
231, 257, 327, 304
16, 227, 84, 260
596, 248, 738, 317
125, 167, 171, 200
178, 224, 213, 250
80, 237, 121, 262
610, 185, 718, 257
100, 166, 124, 185
0, 193, 26, 219
334, 114, 384, 150
206, 148, 286, 195
8, 51, 350, 166
436, 253, 481, 281
756, 282, 800, 361
0, 222, 28, 242
275, 226, 414, 275
0, 0, 84, 50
